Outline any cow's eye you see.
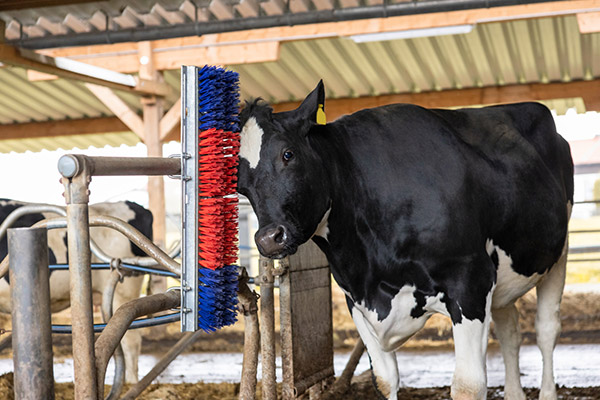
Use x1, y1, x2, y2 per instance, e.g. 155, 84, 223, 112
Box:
282, 150, 294, 162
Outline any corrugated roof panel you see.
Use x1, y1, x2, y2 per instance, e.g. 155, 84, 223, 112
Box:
317, 39, 370, 97
51, 79, 109, 117
277, 43, 321, 96
363, 41, 409, 93
510, 20, 537, 83
230, 64, 270, 101
261, 62, 305, 102
294, 40, 351, 98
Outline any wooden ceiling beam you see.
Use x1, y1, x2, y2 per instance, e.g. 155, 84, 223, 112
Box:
0, 117, 126, 140
85, 83, 145, 140
28, 40, 280, 81
159, 98, 181, 142
26, 0, 600, 75
272, 79, 600, 121
2, 79, 598, 143
0, 43, 172, 96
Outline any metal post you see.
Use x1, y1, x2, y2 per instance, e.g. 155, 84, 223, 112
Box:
9, 227, 54, 400
61, 155, 98, 400
239, 269, 260, 400
94, 290, 181, 399
67, 203, 98, 400
259, 256, 277, 400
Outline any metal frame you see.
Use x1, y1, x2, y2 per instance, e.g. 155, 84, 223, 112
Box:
58, 153, 184, 399
180, 65, 199, 332
8, 227, 55, 400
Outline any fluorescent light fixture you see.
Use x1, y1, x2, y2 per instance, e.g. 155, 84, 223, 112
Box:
349, 24, 474, 43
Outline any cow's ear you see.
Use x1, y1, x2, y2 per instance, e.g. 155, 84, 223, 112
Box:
297, 80, 326, 126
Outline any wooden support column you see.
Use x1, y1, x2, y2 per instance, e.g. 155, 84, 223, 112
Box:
138, 41, 166, 250
139, 41, 169, 310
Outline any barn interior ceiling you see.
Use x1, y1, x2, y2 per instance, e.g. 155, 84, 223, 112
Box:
0, 0, 599, 153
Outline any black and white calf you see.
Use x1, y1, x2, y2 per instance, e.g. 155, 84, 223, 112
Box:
0, 199, 153, 383
237, 82, 574, 400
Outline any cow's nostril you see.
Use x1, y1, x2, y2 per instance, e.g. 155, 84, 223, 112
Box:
273, 225, 286, 245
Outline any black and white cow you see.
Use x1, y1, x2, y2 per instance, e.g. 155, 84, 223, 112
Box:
237, 82, 574, 400
0, 199, 153, 383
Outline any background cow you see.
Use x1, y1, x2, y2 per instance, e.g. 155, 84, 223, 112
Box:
0, 199, 153, 383
237, 81, 574, 400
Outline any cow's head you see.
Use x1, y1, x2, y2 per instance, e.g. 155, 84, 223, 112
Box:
237, 81, 331, 259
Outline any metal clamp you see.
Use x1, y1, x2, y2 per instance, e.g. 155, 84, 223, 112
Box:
109, 258, 125, 283
168, 153, 192, 181
273, 257, 290, 277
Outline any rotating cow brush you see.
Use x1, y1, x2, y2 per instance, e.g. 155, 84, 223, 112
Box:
181, 65, 240, 332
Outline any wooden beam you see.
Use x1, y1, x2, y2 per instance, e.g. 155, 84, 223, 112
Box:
0, 117, 127, 140
26, 0, 600, 77
577, 11, 600, 32
271, 79, 600, 120
3, 79, 597, 143
85, 83, 145, 139
29, 40, 280, 80
0, 43, 171, 96
159, 98, 181, 142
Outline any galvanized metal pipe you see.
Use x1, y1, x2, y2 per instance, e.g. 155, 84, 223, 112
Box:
120, 330, 200, 400
95, 289, 181, 399
101, 269, 126, 400
8, 227, 55, 400
58, 154, 181, 178
0, 216, 181, 280
67, 203, 98, 400
0, 209, 180, 280
259, 257, 277, 400
87, 215, 181, 275
239, 269, 260, 400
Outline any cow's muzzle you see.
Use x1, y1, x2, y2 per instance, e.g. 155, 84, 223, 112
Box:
255, 225, 293, 259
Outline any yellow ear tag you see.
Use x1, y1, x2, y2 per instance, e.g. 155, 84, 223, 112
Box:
316, 104, 327, 125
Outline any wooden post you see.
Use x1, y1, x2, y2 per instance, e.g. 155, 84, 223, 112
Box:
138, 42, 169, 312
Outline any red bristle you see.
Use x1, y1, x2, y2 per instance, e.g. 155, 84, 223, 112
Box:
198, 128, 240, 271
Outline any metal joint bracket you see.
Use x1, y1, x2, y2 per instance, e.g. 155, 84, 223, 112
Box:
274, 257, 290, 277
168, 153, 192, 181
109, 258, 125, 283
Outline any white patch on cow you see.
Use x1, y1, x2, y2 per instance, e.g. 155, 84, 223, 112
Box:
240, 116, 263, 169
352, 309, 399, 400
486, 239, 543, 309
312, 207, 331, 241
352, 285, 447, 352
451, 284, 494, 400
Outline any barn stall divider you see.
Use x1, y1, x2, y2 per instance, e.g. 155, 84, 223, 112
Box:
2, 65, 359, 400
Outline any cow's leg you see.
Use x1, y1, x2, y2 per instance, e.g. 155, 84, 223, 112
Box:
535, 240, 567, 400
492, 304, 525, 400
352, 308, 399, 400
451, 284, 494, 400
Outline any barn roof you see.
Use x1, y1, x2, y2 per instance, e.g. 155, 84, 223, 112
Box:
0, 0, 599, 153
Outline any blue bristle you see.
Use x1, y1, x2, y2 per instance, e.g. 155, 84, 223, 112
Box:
196, 64, 240, 332
198, 65, 240, 132
197, 265, 239, 332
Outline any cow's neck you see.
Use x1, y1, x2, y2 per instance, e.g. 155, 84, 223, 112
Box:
308, 124, 376, 298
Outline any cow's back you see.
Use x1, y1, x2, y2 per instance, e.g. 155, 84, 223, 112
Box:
327, 102, 572, 280
431, 102, 573, 205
